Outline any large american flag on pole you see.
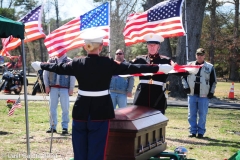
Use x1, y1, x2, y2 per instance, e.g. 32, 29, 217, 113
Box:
0, 5, 46, 56
123, 0, 185, 46
8, 97, 22, 116
44, 2, 109, 58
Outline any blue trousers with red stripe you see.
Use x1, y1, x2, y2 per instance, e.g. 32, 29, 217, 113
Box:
72, 119, 109, 160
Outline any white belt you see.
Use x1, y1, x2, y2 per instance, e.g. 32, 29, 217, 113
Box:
140, 80, 164, 86
78, 89, 109, 97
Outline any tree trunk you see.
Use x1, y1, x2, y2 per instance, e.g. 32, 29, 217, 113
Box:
110, 0, 139, 57
170, 0, 208, 97
159, 38, 172, 57
142, 0, 163, 10
229, 0, 239, 81
54, 0, 59, 28
39, 39, 44, 62
209, 0, 216, 64
176, 0, 208, 63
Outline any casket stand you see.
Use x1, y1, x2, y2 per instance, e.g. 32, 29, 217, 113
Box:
106, 105, 168, 160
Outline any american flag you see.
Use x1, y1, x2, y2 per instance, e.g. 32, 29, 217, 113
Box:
119, 64, 202, 77
44, 2, 109, 58
8, 97, 22, 116
0, 36, 13, 56
123, 0, 185, 46
0, 5, 46, 56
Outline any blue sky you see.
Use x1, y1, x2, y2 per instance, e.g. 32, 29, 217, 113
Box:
50, 0, 235, 20
46, 0, 144, 20
3, 0, 236, 20
2, 0, 235, 21
46, 0, 97, 20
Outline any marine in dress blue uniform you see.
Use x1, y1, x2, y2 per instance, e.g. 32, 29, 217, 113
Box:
31, 28, 174, 160
131, 34, 174, 115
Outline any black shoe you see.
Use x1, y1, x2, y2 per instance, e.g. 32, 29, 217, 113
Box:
62, 128, 68, 134
46, 128, 57, 133
197, 134, 203, 138
188, 133, 196, 137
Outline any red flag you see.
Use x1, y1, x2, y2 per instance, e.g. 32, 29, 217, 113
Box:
44, 2, 110, 58
123, 0, 185, 46
8, 97, 22, 116
0, 5, 46, 56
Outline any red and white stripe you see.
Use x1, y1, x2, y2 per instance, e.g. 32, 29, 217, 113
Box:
0, 6, 45, 56
119, 64, 202, 77
123, 1, 185, 46
0, 36, 13, 56
8, 97, 22, 116
44, 17, 109, 58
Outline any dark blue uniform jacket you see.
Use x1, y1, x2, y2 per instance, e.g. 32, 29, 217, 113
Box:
41, 54, 159, 121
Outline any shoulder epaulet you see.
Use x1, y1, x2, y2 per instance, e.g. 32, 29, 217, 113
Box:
204, 61, 213, 66
114, 60, 121, 64
160, 55, 170, 59
131, 58, 136, 62
75, 56, 86, 59
137, 54, 147, 58
187, 61, 196, 65
131, 55, 147, 62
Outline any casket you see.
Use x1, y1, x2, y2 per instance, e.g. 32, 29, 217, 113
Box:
106, 105, 168, 160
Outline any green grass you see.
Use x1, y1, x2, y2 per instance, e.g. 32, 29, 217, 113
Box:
0, 100, 74, 159
214, 82, 240, 99
26, 76, 36, 84
0, 100, 239, 160
165, 107, 240, 160
133, 78, 240, 100
27, 75, 240, 100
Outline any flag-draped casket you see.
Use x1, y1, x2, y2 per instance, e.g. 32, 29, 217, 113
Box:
106, 105, 168, 160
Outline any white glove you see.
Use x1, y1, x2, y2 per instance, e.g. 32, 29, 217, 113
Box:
158, 64, 173, 74
186, 68, 200, 75
31, 61, 42, 71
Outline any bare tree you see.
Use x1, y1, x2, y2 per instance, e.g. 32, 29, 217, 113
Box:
52, 0, 60, 28
174, 0, 208, 97
110, 0, 139, 58
6, 0, 14, 8
176, 1, 208, 64
229, 0, 239, 81
208, 0, 217, 64
0, 0, 3, 8
142, 0, 163, 10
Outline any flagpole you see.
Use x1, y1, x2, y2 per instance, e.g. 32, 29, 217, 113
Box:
184, 0, 189, 64
21, 41, 31, 160
47, 0, 51, 59
47, 0, 50, 35
108, 1, 111, 57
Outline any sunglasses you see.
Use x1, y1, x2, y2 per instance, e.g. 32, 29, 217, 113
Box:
116, 53, 123, 55
196, 53, 204, 56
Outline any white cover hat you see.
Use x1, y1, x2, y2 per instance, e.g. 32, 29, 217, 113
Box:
143, 33, 164, 44
80, 27, 107, 43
